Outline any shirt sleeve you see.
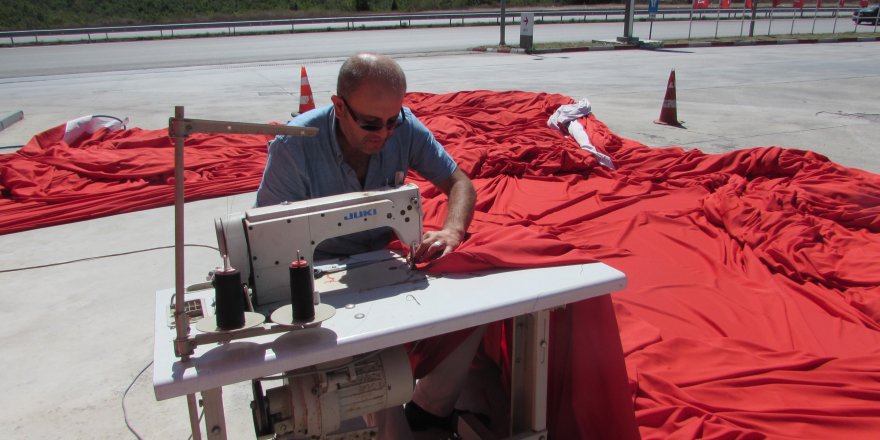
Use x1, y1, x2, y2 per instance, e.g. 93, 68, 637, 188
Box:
255, 136, 310, 207
403, 109, 458, 185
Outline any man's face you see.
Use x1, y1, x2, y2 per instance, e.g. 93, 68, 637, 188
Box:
334, 83, 405, 156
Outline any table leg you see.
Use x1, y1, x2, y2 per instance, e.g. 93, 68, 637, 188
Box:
202, 387, 228, 440
510, 310, 550, 439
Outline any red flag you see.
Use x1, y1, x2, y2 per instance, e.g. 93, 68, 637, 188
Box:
793, 0, 804, 7
721, 0, 731, 8
860, 0, 868, 6
817, 0, 822, 8
746, 0, 753, 8
693, 0, 711, 9
772, 0, 781, 6
838, 0, 845, 7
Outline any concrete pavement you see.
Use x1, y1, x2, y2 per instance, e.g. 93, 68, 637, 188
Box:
0, 39, 878, 439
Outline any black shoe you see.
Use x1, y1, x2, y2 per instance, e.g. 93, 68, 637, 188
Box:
404, 400, 491, 434
404, 400, 456, 432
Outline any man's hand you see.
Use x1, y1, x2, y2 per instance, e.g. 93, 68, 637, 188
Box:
413, 228, 463, 263
412, 168, 475, 263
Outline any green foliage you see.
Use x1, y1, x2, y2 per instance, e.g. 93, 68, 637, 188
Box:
0, 0, 615, 31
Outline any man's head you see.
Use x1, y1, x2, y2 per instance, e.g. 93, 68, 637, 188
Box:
332, 53, 408, 156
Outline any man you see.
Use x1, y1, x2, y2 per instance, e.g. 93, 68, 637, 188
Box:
257, 53, 474, 263
256, 53, 482, 437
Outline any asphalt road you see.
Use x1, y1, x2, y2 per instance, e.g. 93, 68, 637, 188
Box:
0, 16, 875, 78
1, 24, 878, 172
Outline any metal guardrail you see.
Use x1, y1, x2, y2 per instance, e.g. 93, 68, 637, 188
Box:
0, 7, 863, 44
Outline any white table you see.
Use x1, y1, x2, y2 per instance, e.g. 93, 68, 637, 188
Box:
153, 258, 627, 439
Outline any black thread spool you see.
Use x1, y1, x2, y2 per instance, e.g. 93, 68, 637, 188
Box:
289, 257, 315, 322
213, 258, 246, 330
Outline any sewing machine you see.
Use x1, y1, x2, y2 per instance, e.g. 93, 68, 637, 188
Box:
216, 183, 423, 307
154, 108, 629, 440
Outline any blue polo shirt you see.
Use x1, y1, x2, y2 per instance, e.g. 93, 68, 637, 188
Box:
256, 104, 457, 258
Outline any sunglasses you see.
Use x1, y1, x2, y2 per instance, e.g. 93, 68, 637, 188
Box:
340, 96, 405, 132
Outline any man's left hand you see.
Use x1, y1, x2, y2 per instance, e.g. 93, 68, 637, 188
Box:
413, 229, 463, 263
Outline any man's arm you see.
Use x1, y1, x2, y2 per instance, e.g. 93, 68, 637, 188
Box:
413, 167, 476, 262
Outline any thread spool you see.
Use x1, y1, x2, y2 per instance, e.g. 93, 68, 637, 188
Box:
213, 256, 246, 330
289, 256, 315, 322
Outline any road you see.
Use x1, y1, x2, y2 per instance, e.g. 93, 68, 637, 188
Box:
1, 23, 878, 172
0, 16, 875, 78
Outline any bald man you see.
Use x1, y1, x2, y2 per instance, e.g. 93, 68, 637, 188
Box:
257, 52, 475, 262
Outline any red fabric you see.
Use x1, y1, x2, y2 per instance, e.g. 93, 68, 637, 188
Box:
0, 125, 272, 234
3, 91, 879, 439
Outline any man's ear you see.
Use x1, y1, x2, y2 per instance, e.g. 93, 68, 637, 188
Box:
330, 95, 344, 115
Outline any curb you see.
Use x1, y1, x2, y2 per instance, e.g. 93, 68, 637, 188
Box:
472, 35, 879, 55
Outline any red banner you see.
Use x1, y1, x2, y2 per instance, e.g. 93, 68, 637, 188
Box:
721, 0, 731, 8
773, 0, 781, 6
838, 0, 845, 7
860, 0, 868, 6
746, 0, 753, 8
693, 0, 711, 9
793, 0, 804, 7
817, 0, 822, 8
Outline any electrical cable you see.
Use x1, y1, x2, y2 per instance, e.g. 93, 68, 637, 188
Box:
0, 244, 219, 273
186, 408, 205, 440
122, 361, 153, 440
91, 114, 127, 128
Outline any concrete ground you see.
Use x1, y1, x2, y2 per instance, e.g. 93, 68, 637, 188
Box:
0, 35, 878, 439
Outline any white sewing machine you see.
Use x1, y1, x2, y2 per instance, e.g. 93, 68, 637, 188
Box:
154, 108, 629, 440
215, 183, 424, 307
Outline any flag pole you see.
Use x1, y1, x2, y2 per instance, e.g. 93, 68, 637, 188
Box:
688, 6, 695, 39
832, 2, 839, 33
811, 2, 819, 34
768, 4, 775, 36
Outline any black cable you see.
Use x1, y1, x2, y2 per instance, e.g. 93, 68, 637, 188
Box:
186, 408, 205, 440
122, 361, 153, 440
0, 244, 219, 273
91, 114, 127, 129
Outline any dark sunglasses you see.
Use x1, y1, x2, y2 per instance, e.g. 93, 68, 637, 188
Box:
340, 96, 405, 132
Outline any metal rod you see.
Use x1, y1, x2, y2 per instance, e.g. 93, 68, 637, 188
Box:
172, 106, 192, 359
167, 107, 317, 359
175, 118, 317, 137
186, 393, 202, 440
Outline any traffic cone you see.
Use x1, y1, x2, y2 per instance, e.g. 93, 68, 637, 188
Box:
298, 66, 316, 114
654, 69, 683, 127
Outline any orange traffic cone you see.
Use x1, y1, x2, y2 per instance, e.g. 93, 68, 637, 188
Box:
298, 66, 316, 114
654, 69, 683, 127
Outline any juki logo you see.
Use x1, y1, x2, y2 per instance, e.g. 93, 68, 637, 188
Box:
343, 208, 377, 221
